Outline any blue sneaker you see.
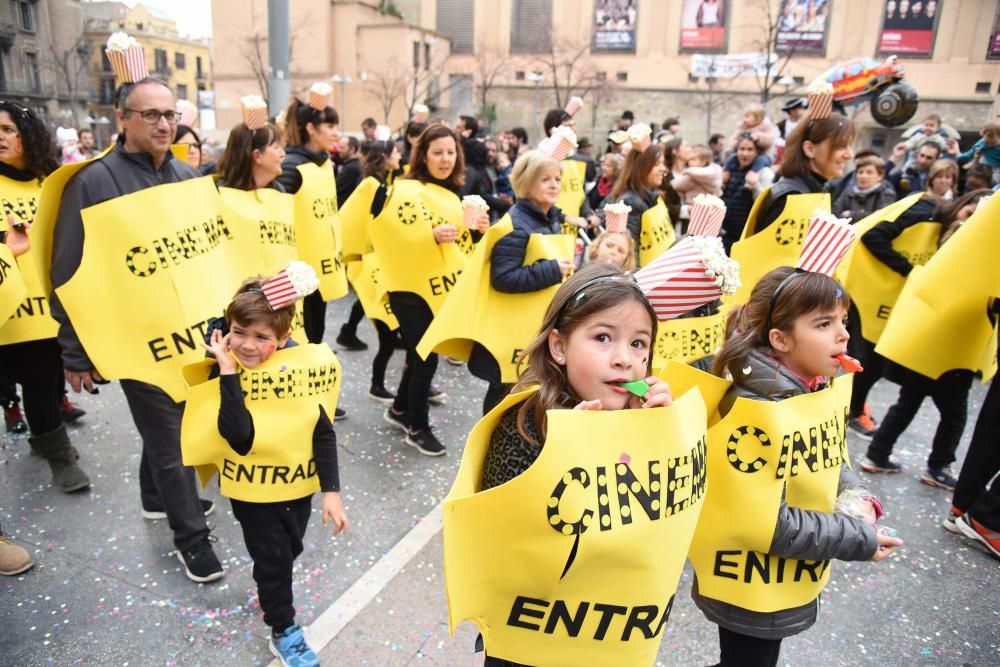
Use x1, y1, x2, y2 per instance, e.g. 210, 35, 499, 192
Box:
269, 625, 319, 667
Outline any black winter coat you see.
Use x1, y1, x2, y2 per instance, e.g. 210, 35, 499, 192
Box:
490, 200, 564, 294
276, 145, 329, 195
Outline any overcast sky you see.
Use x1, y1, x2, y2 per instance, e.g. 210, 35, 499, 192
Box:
117, 0, 213, 39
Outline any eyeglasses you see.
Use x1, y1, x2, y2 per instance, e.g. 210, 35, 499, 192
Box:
125, 108, 180, 125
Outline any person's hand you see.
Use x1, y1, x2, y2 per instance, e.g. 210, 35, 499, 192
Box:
945, 138, 959, 154
629, 376, 673, 409
322, 491, 349, 536
65, 368, 104, 394
891, 141, 907, 160
745, 171, 760, 186
202, 328, 237, 374
574, 399, 603, 410
4, 215, 30, 257
565, 216, 587, 229
433, 224, 459, 243
498, 194, 513, 206
557, 259, 574, 278
750, 132, 760, 142
871, 531, 903, 562
472, 211, 490, 233
586, 214, 601, 229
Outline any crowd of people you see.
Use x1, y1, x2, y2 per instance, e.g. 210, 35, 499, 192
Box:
1, 31, 998, 667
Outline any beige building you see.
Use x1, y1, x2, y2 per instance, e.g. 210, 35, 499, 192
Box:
84, 2, 212, 138
0, 0, 91, 127
212, 0, 1000, 148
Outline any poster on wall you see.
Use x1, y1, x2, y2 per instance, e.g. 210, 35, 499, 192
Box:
680, 0, 727, 52
988, 2, 1000, 59
776, 0, 831, 54
878, 0, 942, 56
593, 0, 638, 52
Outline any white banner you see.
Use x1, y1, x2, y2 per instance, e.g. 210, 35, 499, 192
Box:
691, 52, 777, 78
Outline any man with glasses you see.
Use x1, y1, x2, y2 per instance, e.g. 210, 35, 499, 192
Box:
48, 77, 224, 584
889, 139, 941, 199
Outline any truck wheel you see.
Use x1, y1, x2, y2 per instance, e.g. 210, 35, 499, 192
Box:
870, 82, 918, 127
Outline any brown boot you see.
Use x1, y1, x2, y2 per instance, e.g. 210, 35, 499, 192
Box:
29, 425, 91, 493
0, 535, 34, 575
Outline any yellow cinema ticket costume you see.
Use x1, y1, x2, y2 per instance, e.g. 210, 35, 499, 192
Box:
0, 175, 59, 344
557, 160, 587, 234
369, 179, 473, 313
180, 343, 342, 503
293, 162, 348, 301
340, 176, 398, 328
876, 195, 1000, 382
444, 389, 708, 667
416, 216, 573, 382
638, 197, 675, 267
838, 193, 939, 343
688, 377, 851, 613
0, 243, 27, 324
55, 177, 262, 401
653, 310, 727, 368
729, 189, 829, 305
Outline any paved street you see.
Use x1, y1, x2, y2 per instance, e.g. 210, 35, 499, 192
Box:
2, 295, 998, 666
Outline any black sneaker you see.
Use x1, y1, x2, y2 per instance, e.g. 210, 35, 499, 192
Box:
175, 537, 224, 583
334, 407, 347, 421
336, 329, 368, 351
383, 407, 410, 432
921, 466, 958, 491
369, 385, 395, 404
859, 456, 902, 473
405, 427, 446, 456
142, 498, 216, 521
428, 385, 448, 405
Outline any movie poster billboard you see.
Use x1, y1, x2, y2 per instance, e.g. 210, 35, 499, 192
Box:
776, 0, 831, 55
878, 0, 943, 56
988, 2, 1000, 60
593, 0, 638, 52
680, 0, 728, 52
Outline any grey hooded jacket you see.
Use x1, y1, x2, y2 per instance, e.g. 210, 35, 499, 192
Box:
691, 348, 879, 640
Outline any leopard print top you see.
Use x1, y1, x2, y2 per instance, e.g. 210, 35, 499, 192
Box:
480, 404, 543, 491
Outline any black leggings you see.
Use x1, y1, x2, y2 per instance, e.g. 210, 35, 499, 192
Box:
388, 292, 438, 430
716, 626, 782, 667
302, 291, 327, 344
953, 376, 1000, 530
847, 305, 885, 418
0, 338, 65, 435
370, 319, 396, 390
468, 343, 510, 415
343, 298, 365, 335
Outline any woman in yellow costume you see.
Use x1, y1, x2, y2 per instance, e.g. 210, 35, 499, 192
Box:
0, 101, 91, 493
607, 140, 673, 267
374, 124, 485, 456
215, 98, 286, 193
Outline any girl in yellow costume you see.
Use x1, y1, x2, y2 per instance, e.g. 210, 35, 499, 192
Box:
0, 101, 91, 493
696, 267, 902, 667
607, 142, 674, 267
375, 124, 487, 456
477, 263, 674, 666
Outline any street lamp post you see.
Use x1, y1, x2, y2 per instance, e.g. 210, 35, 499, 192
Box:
526, 71, 544, 137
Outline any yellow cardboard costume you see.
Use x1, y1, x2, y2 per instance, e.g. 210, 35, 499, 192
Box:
444, 388, 708, 667
638, 197, 675, 267
688, 377, 851, 613
54, 177, 262, 401
369, 179, 473, 313
180, 343, 342, 502
729, 189, 829, 304
653, 311, 727, 368
293, 162, 348, 301
0, 243, 27, 323
556, 160, 587, 234
339, 176, 398, 328
875, 195, 1000, 382
0, 175, 59, 344
837, 193, 939, 343
416, 216, 573, 382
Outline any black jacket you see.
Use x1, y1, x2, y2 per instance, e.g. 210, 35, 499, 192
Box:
490, 200, 564, 294
860, 196, 939, 277
276, 145, 329, 195
335, 157, 364, 207
831, 180, 897, 222
51, 136, 199, 371
756, 173, 826, 233
720, 161, 755, 242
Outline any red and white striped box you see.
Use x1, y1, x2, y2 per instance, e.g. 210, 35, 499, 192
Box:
798, 211, 855, 276
240, 96, 268, 130
564, 96, 584, 116
635, 237, 726, 321
308, 83, 332, 110
687, 195, 726, 238
806, 81, 834, 120
261, 261, 320, 310
603, 203, 631, 234
107, 45, 148, 84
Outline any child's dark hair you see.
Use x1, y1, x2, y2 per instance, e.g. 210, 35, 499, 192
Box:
512, 262, 658, 446
364, 140, 396, 181
712, 266, 851, 379
225, 276, 295, 338
283, 98, 339, 147
215, 122, 282, 190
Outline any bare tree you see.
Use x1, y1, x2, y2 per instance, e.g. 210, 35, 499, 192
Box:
472, 40, 509, 118
532, 36, 603, 110
44, 33, 92, 127
363, 59, 410, 123
746, 0, 798, 104
241, 32, 269, 101
406, 51, 459, 117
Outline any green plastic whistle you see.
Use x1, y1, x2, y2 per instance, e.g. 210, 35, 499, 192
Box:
617, 380, 650, 398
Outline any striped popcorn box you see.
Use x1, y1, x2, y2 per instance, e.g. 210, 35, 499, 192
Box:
177, 99, 198, 127
461, 195, 489, 228
308, 82, 332, 110
541, 125, 578, 160
412, 103, 429, 123
635, 236, 741, 321
806, 81, 834, 120
603, 202, 631, 233
797, 210, 855, 276
240, 95, 269, 130
261, 261, 320, 310
687, 194, 726, 238
564, 96, 584, 116
106, 38, 148, 83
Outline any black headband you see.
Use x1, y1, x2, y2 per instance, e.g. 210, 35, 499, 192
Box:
554, 273, 644, 328
765, 269, 806, 332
